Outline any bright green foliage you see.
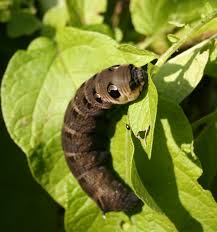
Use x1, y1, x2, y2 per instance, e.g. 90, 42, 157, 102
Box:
43, 2, 69, 30
133, 98, 217, 232
130, 0, 217, 35
118, 44, 159, 64
2, 26, 217, 231
1, 27, 156, 214
42, 0, 108, 35
154, 40, 210, 104
1, 1, 217, 232
66, 0, 107, 26
81, 24, 114, 38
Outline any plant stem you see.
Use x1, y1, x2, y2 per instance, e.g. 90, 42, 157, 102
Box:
153, 10, 217, 76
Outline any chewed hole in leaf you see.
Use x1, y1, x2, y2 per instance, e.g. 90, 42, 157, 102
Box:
136, 126, 151, 146
137, 130, 146, 140
137, 125, 151, 139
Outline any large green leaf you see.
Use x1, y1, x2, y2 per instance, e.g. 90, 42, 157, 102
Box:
133, 98, 217, 232
130, 0, 217, 35
1, 28, 157, 231
1, 36, 71, 207
154, 39, 210, 104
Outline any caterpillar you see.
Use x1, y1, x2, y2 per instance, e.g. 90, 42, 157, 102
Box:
62, 64, 148, 213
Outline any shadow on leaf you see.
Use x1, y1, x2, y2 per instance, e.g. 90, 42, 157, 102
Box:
132, 99, 203, 232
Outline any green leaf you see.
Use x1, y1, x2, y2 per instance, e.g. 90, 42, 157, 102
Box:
118, 44, 158, 66
130, 0, 217, 35
114, 27, 123, 42
1, 27, 157, 231
43, 2, 69, 30
66, 0, 107, 26
7, 11, 41, 37
133, 97, 217, 231
128, 65, 158, 158
1, 36, 71, 207
154, 39, 210, 103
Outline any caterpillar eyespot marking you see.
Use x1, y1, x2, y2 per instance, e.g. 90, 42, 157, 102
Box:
107, 84, 121, 99
62, 64, 148, 213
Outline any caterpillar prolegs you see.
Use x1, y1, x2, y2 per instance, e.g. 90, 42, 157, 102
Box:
62, 64, 148, 213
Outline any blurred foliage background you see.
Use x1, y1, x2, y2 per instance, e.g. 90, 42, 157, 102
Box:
0, 0, 216, 231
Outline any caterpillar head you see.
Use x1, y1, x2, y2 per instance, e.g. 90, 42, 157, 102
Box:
95, 64, 148, 104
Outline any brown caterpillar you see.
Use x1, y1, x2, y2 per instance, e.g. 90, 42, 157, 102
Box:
62, 64, 147, 213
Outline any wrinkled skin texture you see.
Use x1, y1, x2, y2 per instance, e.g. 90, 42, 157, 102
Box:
62, 64, 147, 212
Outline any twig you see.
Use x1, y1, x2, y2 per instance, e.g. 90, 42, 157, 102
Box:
152, 10, 217, 76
